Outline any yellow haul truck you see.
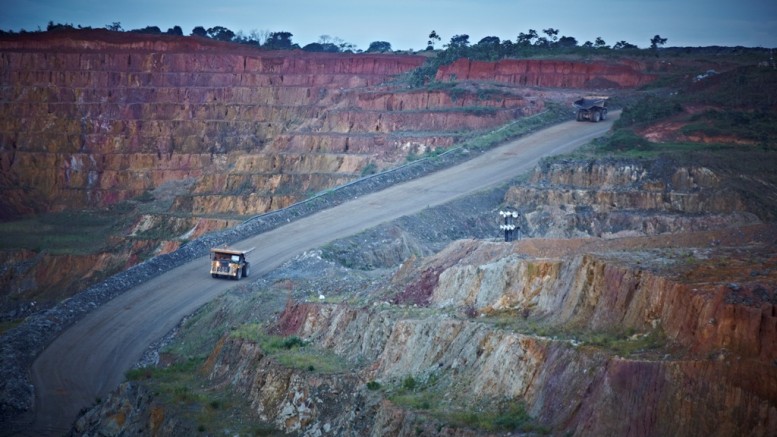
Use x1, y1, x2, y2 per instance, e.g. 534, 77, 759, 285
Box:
209, 247, 254, 280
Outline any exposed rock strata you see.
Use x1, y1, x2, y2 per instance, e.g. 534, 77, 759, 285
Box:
231, 226, 774, 436
94, 225, 775, 436
436, 58, 655, 88
505, 159, 763, 238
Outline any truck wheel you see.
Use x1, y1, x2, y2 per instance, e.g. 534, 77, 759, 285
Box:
576, 111, 583, 121
243, 263, 250, 278
234, 268, 241, 280
601, 109, 607, 120
592, 111, 601, 122
212, 274, 217, 279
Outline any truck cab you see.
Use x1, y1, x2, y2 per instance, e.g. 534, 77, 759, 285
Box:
210, 247, 253, 280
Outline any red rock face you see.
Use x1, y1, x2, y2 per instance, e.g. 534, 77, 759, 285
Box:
0, 31, 565, 219
436, 58, 655, 88
0, 31, 428, 217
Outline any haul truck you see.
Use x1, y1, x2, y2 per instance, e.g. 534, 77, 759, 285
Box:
574, 96, 609, 122
210, 247, 254, 280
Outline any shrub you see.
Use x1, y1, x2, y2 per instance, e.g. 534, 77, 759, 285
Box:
600, 129, 652, 152
615, 96, 683, 128
361, 162, 378, 176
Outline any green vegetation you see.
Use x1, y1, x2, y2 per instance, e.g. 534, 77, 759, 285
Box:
460, 104, 569, 151
360, 161, 378, 176
614, 96, 684, 129
681, 110, 777, 147
0, 207, 132, 254
0, 319, 23, 336
481, 312, 668, 357
402, 104, 569, 164
125, 357, 282, 435
385, 371, 547, 433
231, 324, 347, 374
447, 403, 546, 433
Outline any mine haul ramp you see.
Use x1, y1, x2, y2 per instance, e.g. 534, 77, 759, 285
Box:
210, 247, 254, 280
574, 96, 609, 122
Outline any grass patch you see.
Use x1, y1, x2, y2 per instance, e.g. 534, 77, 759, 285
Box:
459, 104, 569, 152
387, 371, 547, 433
447, 403, 547, 433
681, 109, 777, 147
566, 132, 743, 160
586, 329, 667, 356
125, 357, 283, 435
0, 319, 23, 336
0, 208, 133, 254
615, 95, 684, 129
230, 324, 348, 374
480, 312, 667, 357
125, 357, 206, 399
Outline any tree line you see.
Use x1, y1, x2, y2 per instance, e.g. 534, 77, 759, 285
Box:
3, 21, 669, 56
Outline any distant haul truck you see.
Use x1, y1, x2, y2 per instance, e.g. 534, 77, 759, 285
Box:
210, 247, 254, 280
574, 96, 609, 122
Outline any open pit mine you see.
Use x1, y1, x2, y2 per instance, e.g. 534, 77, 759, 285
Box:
1, 29, 775, 436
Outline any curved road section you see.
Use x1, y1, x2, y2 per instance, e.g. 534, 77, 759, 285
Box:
24, 114, 616, 435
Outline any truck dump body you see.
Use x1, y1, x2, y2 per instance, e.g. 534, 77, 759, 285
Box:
210, 247, 254, 280
574, 96, 608, 122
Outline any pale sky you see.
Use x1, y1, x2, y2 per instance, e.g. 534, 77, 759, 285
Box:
2, 0, 776, 50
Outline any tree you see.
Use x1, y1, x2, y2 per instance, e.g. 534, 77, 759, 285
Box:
557, 36, 578, 48
48, 21, 75, 31
613, 40, 638, 50
650, 34, 668, 49
106, 21, 123, 32
517, 29, 538, 46
130, 26, 162, 34
367, 41, 392, 53
594, 37, 608, 49
191, 26, 207, 37
339, 41, 356, 52
473, 36, 502, 60
533, 28, 559, 47
207, 26, 235, 41
310, 35, 350, 52
302, 42, 325, 52
445, 34, 470, 50
477, 36, 500, 46
166, 26, 183, 36
264, 31, 294, 50
427, 30, 441, 50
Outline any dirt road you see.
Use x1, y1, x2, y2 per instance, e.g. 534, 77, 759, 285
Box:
23, 114, 616, 435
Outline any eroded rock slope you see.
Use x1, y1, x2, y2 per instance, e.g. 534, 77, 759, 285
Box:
75, 158, 777, 436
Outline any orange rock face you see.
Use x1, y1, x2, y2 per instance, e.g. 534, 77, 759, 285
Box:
0, 31, 426, 218
436, 58, 655, 88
